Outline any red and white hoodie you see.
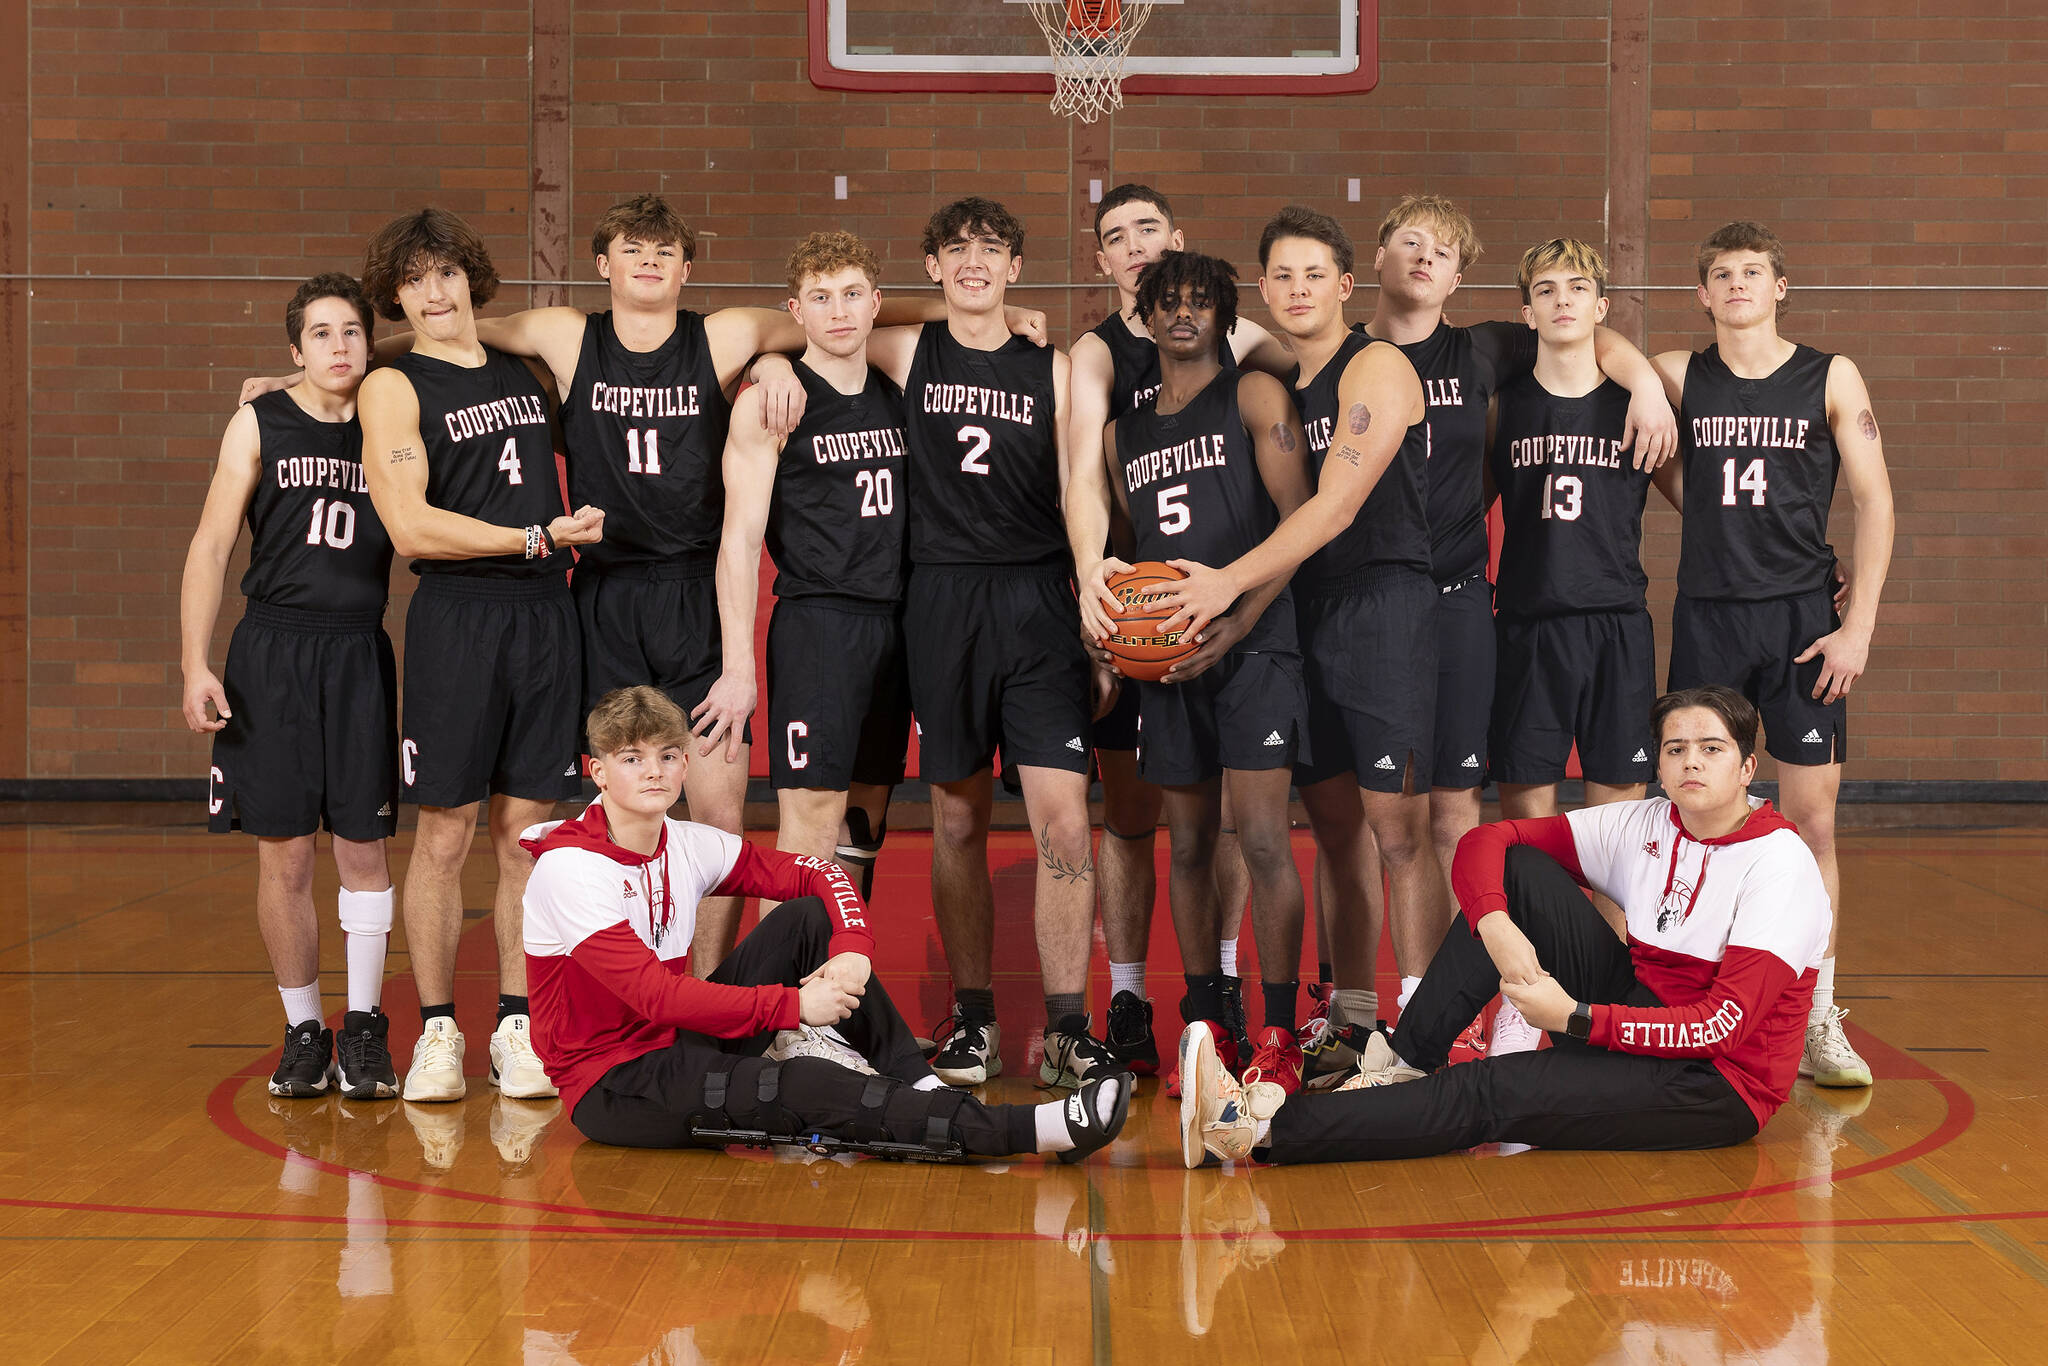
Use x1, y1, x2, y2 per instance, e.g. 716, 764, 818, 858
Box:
1451, 797, 1832, 1128
520, 803, 877, 1119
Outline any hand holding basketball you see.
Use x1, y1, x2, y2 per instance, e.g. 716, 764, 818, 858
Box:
1100, 561, 1201, 682
1078, 555, 1133, 643
1161, 610, 1246, 684
1152, 558, 1240, 642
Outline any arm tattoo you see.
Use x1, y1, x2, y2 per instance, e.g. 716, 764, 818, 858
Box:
389, 445, 418, 464
1332, 443, 1363, 467
1038, 828, 1095, 884
1347, 402, 1372, 436
1857, 408, 1878, 442
1270, 422, 1299, 454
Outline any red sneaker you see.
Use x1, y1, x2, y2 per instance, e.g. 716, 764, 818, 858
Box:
1446, 997, 1501, 1067
1165, 1019, 1238, 1099
1242, 1025, 1304, 1096
1305, 981, 1333, 1024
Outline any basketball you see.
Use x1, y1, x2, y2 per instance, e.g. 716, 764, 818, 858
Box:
1064, 0, 1121, 40
1102, 560, 1197, 682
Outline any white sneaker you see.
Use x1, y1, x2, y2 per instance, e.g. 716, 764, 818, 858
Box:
766, 1024, 877, 1075
488, 1014, 559, 1099
1334, 1030, 1425, 1091
401, 1016, 466, 1103
1489, 1000, 1546, 1057
1799, 1005, 1873, 1088
1178, 1020, 1287, 1168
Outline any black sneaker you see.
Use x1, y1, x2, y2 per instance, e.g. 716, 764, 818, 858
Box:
1104, 990, 1160, 1075
335, 1008, 400, 1100
1219, 976, 1253, 1062
1041, 1014, 1129, 1088
1057, 1071, 1133, 1165
269, 1020, 335, 1098
930, 1015, 1002, 1086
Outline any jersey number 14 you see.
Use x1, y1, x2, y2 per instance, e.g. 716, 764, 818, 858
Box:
1721, 457, 1767, 506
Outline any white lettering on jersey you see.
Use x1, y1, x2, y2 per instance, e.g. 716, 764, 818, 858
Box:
588, 381, 702, 420
274, 457, 371, 492
1617, 998, 1743, 1050
1687, 416, 1811, 450
920, 382, 1036, 426
1424, 377, 1464, 407
811, 427, 907, 464
441, 393, 549, 442
1122, 432, 1230, 493
1507, 433, 1627, 470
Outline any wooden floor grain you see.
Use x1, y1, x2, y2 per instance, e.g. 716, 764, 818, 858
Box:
2, 810, 2045, 1363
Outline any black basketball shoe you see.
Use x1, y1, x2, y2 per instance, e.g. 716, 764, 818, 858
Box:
335, 1008, 400, 1100
269, 1020, 335, 1098
1104, 990, 1160, 1075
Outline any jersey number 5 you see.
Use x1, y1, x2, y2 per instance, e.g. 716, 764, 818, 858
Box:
1721, 457, 1767, 507
957, 425, 991, 475
1157, 483, 1192, 535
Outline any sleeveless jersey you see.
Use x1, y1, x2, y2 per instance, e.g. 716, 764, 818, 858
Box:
1089, 311, 1237, 421
1676, 344, 1839, 601
392, 348, 566, 579
903, 326, 1063, 569
1379, 319, 1538, 584
1487, 374, 1650, 619
559, 309, 730, 573
1113, 370, 1295, 653
1291, 332, 1431, 586
239, 390, 392, 613
767, 362, 909, 604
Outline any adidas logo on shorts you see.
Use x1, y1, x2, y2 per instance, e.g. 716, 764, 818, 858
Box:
1803, 729, 1825, 743
564, 762, 579, 777
1374, 755, 1396, 771
377, 802, 393, 817
1632, 749, 1648, 763
1263, 731, 1284, 747
1066, 737, 1085, 752
1461, 754, 1479, 769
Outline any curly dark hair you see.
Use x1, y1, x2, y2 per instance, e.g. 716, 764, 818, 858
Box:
284, 272, 374, 349
1132, 251, 1238, 349
360, 208, 500, 322
920, 196, 1026, 260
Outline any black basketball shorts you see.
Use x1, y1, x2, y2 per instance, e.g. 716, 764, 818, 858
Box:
400, 574, 585, 807
1093, 675, 1143, 752
1293, 566, 1438, 793
768, 597, 913, 791
573, 564, 752, 747
1490, 610, 1657, 788
1668, 589, 1847, 767
1431, 573, 1497, 790
208, 601, 398, 841
1135, 650, 1308, 788
904, 566, 1093, 784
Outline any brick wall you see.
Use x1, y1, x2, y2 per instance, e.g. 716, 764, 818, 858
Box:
4, 0, 2042, 783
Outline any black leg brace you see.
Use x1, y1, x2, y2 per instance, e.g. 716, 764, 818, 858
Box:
688, 1062, 979, 1163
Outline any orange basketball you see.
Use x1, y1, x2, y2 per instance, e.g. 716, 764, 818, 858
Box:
1102, 560, 1197, 683
1065, 0, 1122, 40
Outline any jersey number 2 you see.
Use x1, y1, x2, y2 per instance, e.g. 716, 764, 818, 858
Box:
957, 425, 991, 475
1721, 457, 1767, 506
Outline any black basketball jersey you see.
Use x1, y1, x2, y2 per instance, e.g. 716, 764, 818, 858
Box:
1379, 319, 1538, 584
559, 309, 730, 572
767, 362, 909, 604
1676, 344, 1839, 601
1290, 332, 1432, 586
903, 326, 1063, 568
1089, 311, 1237, 421
392, 348, 565, 579
239, 390, 393, 614
1488, 374, 1650, 619
1113, 370, 1295, 653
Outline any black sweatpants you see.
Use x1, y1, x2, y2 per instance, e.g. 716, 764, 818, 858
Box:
572, 898, 1039, 1157
1264, 847, 1759, 1164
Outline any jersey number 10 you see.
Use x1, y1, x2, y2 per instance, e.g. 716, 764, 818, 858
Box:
304, 498, 358, 550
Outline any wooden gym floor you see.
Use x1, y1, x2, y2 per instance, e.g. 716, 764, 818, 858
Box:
3, 803, 2047, 1363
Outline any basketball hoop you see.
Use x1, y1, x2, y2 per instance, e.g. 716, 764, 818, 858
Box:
1020, 0, 1156, 123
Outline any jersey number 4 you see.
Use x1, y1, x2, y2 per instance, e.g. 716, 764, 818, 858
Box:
304, 498, 357, 550
1721, 457, 1767, 506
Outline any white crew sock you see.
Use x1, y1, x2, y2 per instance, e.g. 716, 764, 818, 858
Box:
1219, 937, 1240, 977
1397, 975, 1423, 1013
1034, 1075, 1124, 1153
280, 981, 323, 1027
339, 886, 393, 1014
1332, 988, 1378, 1030
1108, 960, 1146, 999
1809, 957, 1837, 1025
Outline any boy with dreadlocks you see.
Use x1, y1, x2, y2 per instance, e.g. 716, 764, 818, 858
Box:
1101, 252, 1315, 1089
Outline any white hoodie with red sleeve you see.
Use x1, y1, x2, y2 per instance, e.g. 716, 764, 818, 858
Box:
519, 802, 878, 1118
1451, 796, 1831, 1128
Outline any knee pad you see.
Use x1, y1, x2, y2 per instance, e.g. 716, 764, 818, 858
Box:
337, 886, 394, 937
835, 812, 886, 901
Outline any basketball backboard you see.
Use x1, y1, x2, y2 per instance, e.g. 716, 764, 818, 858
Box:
808, 0, 1377, 97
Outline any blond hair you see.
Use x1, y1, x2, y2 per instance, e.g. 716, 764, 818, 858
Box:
1376, 193, 1482, 270
786, 230, 883, 295
585, 686, 689, 760
1516, 237, 1608, 303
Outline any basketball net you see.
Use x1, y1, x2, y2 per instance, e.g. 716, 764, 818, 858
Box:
1020, 0, 1155, 123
